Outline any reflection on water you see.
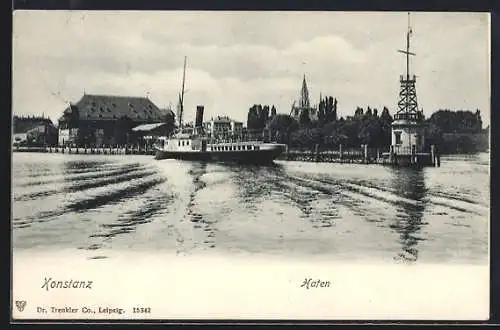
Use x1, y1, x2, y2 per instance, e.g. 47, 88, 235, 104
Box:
389, 168, 427, 262
12, 153, 489, 264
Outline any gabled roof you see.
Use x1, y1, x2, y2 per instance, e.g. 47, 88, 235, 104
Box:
61, 94, 164, 122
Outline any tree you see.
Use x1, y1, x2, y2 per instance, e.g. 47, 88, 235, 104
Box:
247, 105, 260, 130
299, 108, 312, 127
354, 107, 364, 119
261, 105, 270, 128
163, 110, 176, 135
332, 98, 338, 121
318, 99, 326, 124
325, 96, 336, 123
428, 109, 483, 134
379, 106, 393, 147
269, 114, 299, 145
270, 105, 277, 118
359, 116, 383, 147
338, 119, 360, 148
321, 121, 341, 148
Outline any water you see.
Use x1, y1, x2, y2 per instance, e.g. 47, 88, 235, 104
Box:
11, 152, 489, 264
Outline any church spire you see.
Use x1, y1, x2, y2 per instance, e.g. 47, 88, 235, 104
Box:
299, 74, 310, 108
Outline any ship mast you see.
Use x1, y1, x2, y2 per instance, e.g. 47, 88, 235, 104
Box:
179, 56, 187, 130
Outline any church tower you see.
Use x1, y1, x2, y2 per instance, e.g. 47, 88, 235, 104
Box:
291, 74, 317, 121
299, 74, 310, 108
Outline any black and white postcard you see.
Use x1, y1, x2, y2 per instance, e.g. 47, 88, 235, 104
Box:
11, 10, 490, 321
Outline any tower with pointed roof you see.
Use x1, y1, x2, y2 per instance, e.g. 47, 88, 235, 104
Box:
299, 75, 310, 108
291, 74, 317, 122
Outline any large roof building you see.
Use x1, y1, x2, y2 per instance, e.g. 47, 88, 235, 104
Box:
58, 94, 166, 123
57, 94, 173, 146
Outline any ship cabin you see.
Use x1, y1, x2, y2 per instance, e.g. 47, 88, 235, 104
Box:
161, 132, 208, 153
208, 142, 262, 152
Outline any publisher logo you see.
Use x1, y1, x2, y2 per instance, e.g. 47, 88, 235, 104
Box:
15, 300, 27, 312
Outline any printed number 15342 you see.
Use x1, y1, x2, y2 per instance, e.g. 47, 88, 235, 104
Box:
133, 307, 151, 313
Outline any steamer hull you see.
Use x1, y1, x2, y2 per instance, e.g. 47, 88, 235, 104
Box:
155, 143, 286, 165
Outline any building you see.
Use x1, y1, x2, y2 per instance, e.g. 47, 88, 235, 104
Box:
204, 116, 243, 139
13, 115, 58, 146
290, 74, 318, 122
57, 94, 171, 146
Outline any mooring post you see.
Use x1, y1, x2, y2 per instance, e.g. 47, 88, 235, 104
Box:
363, 144, 368, 163
339, 144, 343, 161
431, 144, 436, 167
389, 145, 394, 163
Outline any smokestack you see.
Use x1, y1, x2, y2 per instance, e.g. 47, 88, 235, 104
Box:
195, 105, 204, 128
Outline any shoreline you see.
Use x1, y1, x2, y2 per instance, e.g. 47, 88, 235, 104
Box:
12, 146, 444, 167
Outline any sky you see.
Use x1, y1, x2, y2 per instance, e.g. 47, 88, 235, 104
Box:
12, 11, 490, 127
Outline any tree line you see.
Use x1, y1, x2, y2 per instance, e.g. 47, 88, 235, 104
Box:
247, 99, 487, 153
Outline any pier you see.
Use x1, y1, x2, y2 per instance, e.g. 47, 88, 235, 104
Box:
278, 144, 440, 167
13, 146, 156, 156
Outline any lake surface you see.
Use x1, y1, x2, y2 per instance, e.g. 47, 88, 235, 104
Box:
11, 152, 489, 264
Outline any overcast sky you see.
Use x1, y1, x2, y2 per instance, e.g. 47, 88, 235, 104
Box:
13, 11, 490, 127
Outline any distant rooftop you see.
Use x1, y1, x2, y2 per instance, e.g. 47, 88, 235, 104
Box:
210, 115, 242, 124
13, 116, 55, 134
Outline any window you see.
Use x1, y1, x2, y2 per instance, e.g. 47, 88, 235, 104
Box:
255, 145, 260, 150
238, 145, 241, 150
247, 145, 252, 150
112, 115, 116, 119
178, 141, 180, 146
182, 141, 185, 146
186, 140, 190, 146
394, 132, 402, 145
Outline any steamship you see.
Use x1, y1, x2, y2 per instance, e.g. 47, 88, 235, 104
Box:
154, 57, 287, 164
